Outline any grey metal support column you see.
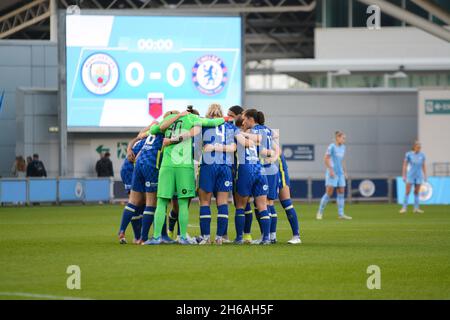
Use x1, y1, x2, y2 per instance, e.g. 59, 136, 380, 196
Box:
401, 0, 406, 27
82, 179, 86, 205
348, 177, 352, 204
57, 10, 68, 177
26, 178, 30, 206
56, 177, 60, 205
307, 177, 313, 203
348, 0, 353, 27
50, 0, 57, 42
388, 177, 393, 204
110, 177, 114, 204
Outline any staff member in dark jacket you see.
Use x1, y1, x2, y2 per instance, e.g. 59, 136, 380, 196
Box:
26, 154, 47, 177
96, 152, 114, 177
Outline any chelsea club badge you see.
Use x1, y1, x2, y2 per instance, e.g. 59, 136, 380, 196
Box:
192, 55, 228, 95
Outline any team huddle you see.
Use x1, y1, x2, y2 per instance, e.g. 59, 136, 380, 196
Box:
117, 104, 301, 245
116, 103, 427, 246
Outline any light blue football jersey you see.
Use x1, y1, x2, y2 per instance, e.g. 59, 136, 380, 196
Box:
405, 151, 425, 178
326, 143, 346, 176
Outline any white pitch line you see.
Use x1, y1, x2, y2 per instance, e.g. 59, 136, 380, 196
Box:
0, 292, 93, 300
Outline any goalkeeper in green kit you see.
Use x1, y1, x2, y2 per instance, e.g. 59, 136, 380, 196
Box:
146, 106, 225, 245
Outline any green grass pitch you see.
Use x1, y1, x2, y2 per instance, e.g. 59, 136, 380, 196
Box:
0, 202, 449, 300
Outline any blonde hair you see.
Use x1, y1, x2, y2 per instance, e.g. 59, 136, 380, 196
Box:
163, 110, 179, 118
412, 140, 421, 150
205, 103, 223, 119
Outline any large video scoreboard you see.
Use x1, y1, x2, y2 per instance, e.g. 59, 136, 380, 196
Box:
65, 14, 242, 131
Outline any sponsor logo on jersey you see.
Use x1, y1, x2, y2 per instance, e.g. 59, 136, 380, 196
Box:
192, 55, 227, 95
81, 53, 119, 95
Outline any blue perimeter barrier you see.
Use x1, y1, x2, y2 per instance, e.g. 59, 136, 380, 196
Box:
2, 177, 448, 205
112, 177, 395, 203
396, 176, 450, 205
0, 178, 112, 205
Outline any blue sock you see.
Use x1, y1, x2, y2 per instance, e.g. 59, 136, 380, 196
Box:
254, 211, 262, 233
119, 203, 137, 234
243, 202, 253, 234
140, 206, 156, 242
281, 199, 299, 236
235, 208, 245, 241
253, 205, 262, 233
199, 206, 211, 237
259, 210, 270, 241
319, 194, 330, 214
217, 204, 229, 237
414, 193, 419, 209
168, 210, 177, 232
269, 205, 277, 234
337, 193, 345, 216
130, 206, 144, 240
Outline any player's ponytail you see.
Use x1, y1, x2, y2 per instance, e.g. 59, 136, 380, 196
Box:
256, 111, 265, 125
186, 105, 200, 115
235, 115, 244, 128
243, 108, 259, 122
206, 103, 223, 119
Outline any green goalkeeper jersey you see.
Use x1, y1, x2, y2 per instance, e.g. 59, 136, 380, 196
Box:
150, 113, 224, 168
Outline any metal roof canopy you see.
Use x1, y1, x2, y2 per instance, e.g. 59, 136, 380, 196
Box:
273, 58, 450, 73
0, 0, 317, 62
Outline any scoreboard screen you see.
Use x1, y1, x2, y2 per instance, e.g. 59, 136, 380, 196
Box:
65, 14, 242, 130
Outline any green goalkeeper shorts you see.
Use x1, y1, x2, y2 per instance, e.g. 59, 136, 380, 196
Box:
157, 166, 196, 199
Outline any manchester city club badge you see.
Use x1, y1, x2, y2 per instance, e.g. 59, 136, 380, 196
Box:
192, 55, 228, 95
81, 53, 119, 95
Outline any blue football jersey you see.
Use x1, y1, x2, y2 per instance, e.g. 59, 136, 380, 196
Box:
136, 133, 164, 168
121, 138, 146, 171
326, 143, 346, 175
405, 151, 425, 178
236, 127, 262, 168
253, 124, 275, 168
201, 122, 237, 166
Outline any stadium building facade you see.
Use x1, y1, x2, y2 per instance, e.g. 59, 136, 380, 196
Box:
0, 0, 449, 201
